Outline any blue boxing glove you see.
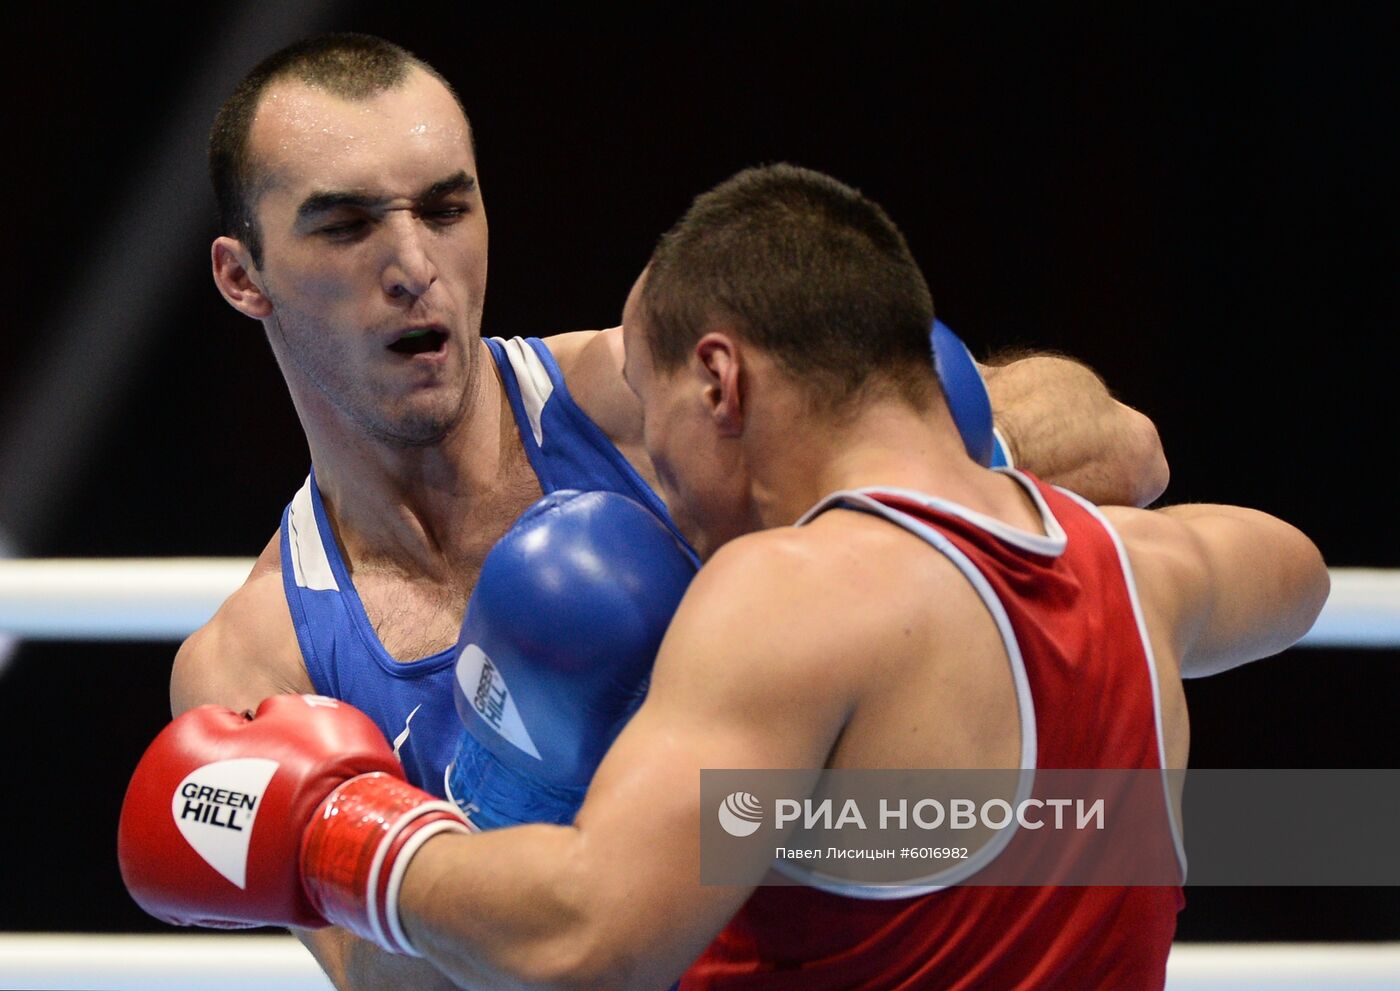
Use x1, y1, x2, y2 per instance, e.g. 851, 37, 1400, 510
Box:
931, 319, 1010, 468
446, 490, 697, 830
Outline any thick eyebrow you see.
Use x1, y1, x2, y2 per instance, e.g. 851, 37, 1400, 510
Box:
296, 171, 476, 221
418, 171, 476, 202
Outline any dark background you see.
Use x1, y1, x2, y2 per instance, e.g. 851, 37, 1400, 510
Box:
2, 2, 1395, 942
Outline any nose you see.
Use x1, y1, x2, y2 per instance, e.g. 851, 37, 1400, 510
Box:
380, 214, 438, 301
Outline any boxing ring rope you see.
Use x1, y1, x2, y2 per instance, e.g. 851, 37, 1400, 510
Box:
2, 934, 1399, 991
0, 559, 1396, 646
0, 558, 257, 640
0, 561, 1396, 990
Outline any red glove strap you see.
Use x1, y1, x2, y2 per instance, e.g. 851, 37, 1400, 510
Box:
373, 811, 477, 953
301, 772, 469, 955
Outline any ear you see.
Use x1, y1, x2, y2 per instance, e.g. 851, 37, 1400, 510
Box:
211, 236, 273, 319
695, 332, 744, 436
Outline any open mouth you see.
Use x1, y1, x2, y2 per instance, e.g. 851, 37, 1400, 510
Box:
388, 327, 448, 356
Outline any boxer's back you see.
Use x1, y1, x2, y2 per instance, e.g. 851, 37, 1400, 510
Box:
685, 472, 1185, 989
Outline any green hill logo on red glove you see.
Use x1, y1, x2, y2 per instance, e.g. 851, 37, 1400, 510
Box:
120, 694, 460, 948
172, 757, 279, 889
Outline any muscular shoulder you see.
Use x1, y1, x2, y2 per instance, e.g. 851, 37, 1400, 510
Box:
677, 517, 966, 684
169, 533, 310, 717
544, 328, 644, 450
1098, 506, 1209, 609
646, 517, 978, 766
640, 529, 863, 766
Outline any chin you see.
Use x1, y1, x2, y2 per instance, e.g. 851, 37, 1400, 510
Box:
359, 403, 462, 448
378, 376, 480, 447
382, 423, 454, 449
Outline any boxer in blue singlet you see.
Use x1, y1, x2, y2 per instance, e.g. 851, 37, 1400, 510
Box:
281, 336, 694, 797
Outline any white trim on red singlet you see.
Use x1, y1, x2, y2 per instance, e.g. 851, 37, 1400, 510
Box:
1051, 487, 1189, 878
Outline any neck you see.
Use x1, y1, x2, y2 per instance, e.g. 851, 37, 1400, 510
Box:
746, 394, 995, 529
292, 341, 521, 569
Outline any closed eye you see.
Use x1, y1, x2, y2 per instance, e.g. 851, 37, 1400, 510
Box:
422, 204, 469, 225
318, 218, 370, 240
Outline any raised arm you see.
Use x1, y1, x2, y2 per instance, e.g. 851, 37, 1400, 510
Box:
1104, 503, 1330, 678
981, 352, 1168, 508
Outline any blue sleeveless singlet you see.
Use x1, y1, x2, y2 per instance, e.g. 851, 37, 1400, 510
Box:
279, 336, 695, 795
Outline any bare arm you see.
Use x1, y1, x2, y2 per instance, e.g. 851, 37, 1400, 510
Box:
169, 534, 309, 716
1104, 503, 1330, 678
981, 353, 1168, 507
398, 533, 862, 991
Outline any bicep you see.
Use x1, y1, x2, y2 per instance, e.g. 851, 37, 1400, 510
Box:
170, 629, 304, 716
402, 593, 845, 989
402, 539, 869, 989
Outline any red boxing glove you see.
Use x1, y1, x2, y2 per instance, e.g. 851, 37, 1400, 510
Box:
118, 694, 470, 954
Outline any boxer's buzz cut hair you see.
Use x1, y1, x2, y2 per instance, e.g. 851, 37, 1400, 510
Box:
209, 32, 469, 267
639, 163, 940, 415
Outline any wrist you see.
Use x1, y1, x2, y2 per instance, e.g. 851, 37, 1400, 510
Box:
301, 772, 472, 956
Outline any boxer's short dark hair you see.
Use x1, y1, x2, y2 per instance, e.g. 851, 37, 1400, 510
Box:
640, 163, 939, 413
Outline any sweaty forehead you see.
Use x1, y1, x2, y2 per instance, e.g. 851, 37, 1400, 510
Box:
248, 69, 474, 198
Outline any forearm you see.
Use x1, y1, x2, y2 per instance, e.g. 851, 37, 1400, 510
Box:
400, 826, 623, 991
399, 805, 725, 991
296, 926, 463, 991
982, 354, 1168, 507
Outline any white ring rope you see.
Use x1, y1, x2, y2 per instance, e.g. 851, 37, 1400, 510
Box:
0, 934, 333, 991
0, 560, 1395, 647
0, 558, 254, 640
0, 934, 1396, 990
